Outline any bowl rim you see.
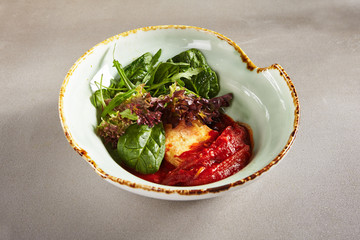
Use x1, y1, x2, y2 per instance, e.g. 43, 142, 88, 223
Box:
58, 25, 300, 196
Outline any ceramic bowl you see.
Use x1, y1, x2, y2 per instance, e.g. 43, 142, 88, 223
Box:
59, 25, 299, 200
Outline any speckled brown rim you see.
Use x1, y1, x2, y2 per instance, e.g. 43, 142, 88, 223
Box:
59, 25, 300, 196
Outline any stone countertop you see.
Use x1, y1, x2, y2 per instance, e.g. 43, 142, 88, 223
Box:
1, 0, 359, 239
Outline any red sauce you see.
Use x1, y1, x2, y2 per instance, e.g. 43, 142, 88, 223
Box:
131, 114, 252, 186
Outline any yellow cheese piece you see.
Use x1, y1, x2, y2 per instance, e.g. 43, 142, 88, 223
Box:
164, 120, 213, 167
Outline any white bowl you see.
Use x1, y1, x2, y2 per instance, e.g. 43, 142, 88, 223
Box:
59, 25, 300, 200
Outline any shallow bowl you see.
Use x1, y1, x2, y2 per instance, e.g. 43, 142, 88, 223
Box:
59, 25, 300, 200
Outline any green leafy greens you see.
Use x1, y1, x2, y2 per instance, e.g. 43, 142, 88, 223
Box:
168, 48, 220, 98
90, 48, 228, 174
117, 123, 165, 174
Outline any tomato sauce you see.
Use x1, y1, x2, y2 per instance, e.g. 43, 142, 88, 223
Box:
131, 114, 252, 186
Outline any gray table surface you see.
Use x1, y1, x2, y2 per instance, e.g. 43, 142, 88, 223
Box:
1, 0, 359, 239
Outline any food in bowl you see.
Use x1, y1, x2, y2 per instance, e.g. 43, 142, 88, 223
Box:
90, 48, 253, 186
59, 25, 299, 200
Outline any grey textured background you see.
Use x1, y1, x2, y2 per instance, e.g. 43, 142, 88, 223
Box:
1, 0, 359, 239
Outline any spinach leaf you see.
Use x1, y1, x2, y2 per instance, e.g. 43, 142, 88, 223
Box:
168, 48, 208, 67
124, 49, 162, 84
181, 67, 216, 99
167, 48, 219, 98
142, 49, 162, 85
124, 52, 153, 83
203, 68, 219, 98
117, 123, 165, 174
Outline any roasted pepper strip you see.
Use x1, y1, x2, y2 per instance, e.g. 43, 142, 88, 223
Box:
162, 123, 251, 186
185, 146, 251, 186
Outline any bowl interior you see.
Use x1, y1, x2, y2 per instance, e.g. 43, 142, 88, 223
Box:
60, 26, 297, 196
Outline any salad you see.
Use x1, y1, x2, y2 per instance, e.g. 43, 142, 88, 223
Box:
90, 48, 252, 186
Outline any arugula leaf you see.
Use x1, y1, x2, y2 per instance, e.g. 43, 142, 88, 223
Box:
90, 75, 114, 108
90, 89, 111, 108
101, 89, 137, 118
150, 49, 162, 67
145, 67, 203, 92
113, 60, 135, 90
101, 78, 124, 97
119, 109, 138, 121
117, 123, 165, 174
146, 62, 191, 96
145, 79, 174, 92
151, 62, 189, 84
167, 48, 219, 98
169, 67, 203, 82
